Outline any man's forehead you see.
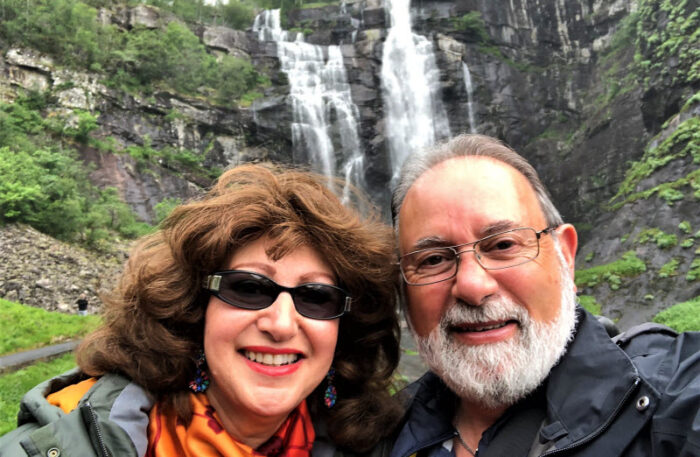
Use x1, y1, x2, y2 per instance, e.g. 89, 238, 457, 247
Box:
399, 156, 545, 247
404, 156, 535, 204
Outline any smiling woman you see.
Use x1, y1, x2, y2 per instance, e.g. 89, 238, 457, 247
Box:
0, 164, 402, 457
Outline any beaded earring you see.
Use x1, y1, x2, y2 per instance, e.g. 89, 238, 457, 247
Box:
188, 351, 210, 393
324, 368, 337, 408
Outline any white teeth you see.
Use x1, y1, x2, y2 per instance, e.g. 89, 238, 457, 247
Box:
244, 351, 299, 366
471, 322, 508, 332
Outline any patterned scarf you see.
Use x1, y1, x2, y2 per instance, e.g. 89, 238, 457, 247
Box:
147, 393, 315, 457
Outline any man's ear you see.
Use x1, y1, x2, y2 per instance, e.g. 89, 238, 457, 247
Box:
556, 224, 578, 276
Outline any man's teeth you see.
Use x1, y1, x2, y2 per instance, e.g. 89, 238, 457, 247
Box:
244, 351, 300, 366
466, 322, 508, 332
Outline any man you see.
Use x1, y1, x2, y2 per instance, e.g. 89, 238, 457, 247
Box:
390, 134, 699, 457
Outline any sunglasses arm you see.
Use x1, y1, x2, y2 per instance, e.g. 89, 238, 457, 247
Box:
204, 274, 221, 292
344, 296, 352, 313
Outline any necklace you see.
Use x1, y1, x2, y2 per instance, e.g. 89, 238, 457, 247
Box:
453, 430, 478, 457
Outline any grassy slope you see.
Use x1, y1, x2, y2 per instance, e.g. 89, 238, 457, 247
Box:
0, 353, 76, 436
0, 298, 100, 356
0, 299, 100, 436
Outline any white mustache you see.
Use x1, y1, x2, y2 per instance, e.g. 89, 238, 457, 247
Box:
441, 296, 529, 330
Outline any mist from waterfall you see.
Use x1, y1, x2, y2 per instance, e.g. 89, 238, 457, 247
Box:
462, 61, 477, 133
381, 0, 450, 181
253, 10, 365, 193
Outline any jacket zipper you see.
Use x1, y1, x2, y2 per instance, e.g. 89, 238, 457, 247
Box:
540, 377, 641, 456
85, 402, 111, 457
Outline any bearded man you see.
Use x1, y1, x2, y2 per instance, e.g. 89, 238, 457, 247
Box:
390, 134, 699, 457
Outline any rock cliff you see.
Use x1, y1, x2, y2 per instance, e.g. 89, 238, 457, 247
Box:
1, 0, 697, 328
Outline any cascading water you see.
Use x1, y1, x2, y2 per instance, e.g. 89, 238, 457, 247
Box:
462, 61, 477, 133
381, 0, 450, 181
253, 10, 365, 195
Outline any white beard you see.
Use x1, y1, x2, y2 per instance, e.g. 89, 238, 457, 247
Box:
411, 240, 578, 410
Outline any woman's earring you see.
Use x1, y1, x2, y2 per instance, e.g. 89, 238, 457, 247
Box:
189, 351, 210, 393
324, 368, 337, 408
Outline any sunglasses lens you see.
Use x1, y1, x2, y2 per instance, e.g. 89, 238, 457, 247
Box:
219, 273, 276, 310
210, 271, 349, 319
294, 284, 345, 319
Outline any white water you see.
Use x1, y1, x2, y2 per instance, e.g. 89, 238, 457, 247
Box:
462, 61, 477, 133
253, 10, 364, 191
381, 0, 450, 180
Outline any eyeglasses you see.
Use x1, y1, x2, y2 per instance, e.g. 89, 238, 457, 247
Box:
399, 226, 558, 286
204, 270, 352, 320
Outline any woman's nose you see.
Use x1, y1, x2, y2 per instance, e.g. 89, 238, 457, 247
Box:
257, 292, 299, 341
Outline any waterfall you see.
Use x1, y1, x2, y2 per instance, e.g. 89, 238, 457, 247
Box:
381, 0, 450, 181
462, 61, 477, 133
253, 10, 364, 193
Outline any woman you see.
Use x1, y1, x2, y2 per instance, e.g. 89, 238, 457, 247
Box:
0, 164, 402, 457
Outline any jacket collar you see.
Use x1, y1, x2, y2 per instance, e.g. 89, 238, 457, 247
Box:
538, 308, 641, 447
391, 308, 643, 457
389, 372, 456, 457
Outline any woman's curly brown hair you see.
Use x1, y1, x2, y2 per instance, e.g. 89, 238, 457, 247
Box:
77, 163, 402, 451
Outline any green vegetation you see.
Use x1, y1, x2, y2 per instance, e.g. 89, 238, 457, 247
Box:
0, 0, 268, 104
452, 12, 489, 42
108, 21, 268, 102
0, 299, 100, 356
679, 220, 692, 234
0, 0, 274, 244
0, 94, 154, 245
681, 238, 695, 248
687, 258, 700, 281
634, 0, 700, 89
123, 140, 218, 181
652, 296, 700, 332
140, 0, 258, 30
575, 251, 647, 290
609, 117, 700, 209
154, 197, 182, 225
577, 295, 602, 315
659, 258, 680, 278
0, 353, 76, 436
637, 228, 678, 249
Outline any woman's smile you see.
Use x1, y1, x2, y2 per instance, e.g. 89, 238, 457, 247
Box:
242, 349, 301, 367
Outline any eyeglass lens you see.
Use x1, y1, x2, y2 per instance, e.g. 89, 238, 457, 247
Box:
401, 228, 542, 285
211, 270, 348, 320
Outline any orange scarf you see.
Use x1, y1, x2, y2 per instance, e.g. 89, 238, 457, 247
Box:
147, 393, 315, 457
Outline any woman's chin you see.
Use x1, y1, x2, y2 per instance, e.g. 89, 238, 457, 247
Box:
209, 381, 306, 421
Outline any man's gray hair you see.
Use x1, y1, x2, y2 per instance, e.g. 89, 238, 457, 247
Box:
392, 134, 564, 228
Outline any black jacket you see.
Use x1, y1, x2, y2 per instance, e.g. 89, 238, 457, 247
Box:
389, 309, 700, 457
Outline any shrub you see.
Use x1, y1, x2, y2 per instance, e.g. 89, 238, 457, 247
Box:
659, 258, 680, 278
451, 12, 489, 43
575, 251, 647, 289
154, 197, 182, 224
686, 258, 700, 282
577, 295, 602, 315
637, 228, 678, 249
652, 296, 700, 332
0, 98, 151, 245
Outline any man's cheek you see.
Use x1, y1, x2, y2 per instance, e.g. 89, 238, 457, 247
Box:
407, 290, 444, 337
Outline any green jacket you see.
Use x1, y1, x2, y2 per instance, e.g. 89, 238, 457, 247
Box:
0, 370, 392, 457
0, 369, 153, 457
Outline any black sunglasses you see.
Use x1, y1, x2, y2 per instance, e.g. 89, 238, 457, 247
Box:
204, 270, 352, 320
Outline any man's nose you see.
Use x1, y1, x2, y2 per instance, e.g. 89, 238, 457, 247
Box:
451, 250, 499, 305
257, 292, 299, 341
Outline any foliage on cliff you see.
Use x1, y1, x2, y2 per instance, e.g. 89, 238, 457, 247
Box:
0, 93, 152, 245
0, 0, 267, 103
